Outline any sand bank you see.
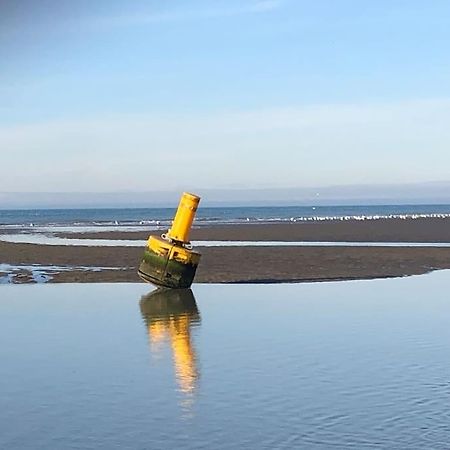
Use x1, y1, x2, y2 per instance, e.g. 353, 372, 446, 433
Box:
55, 217, 450, 242
2, 219, 450, 283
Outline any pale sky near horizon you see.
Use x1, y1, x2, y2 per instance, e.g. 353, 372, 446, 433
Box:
1, 0, 450, 193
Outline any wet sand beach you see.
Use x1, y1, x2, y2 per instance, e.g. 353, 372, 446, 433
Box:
56, 217, 450, 242
2, 218, 450, 283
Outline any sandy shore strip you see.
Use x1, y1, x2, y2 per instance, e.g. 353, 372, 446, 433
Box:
2, 219, 450, 283
2, 241, 450, 283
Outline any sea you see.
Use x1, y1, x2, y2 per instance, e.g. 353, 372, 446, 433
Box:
1, 204, 450, 229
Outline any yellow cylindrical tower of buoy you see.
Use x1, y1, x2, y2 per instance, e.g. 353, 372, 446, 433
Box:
167, 192, 200, 244
137, 192, 201, 289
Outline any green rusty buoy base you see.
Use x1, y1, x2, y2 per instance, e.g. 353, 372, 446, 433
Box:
138, 248, 200, 289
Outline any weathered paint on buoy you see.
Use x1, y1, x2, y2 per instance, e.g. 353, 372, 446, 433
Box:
138, 192, 201, 289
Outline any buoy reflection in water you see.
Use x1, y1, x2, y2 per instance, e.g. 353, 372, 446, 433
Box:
140, 288, 201, 397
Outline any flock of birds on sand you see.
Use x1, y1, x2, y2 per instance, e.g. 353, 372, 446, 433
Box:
286, 213, 450, 222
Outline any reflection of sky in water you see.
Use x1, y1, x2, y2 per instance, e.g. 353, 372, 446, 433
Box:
2, 233, 450, 247
2, 273, 450, 448
0, 263, 127, 284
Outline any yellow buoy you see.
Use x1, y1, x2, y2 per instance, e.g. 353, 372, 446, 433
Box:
138, 192, 201, 289
167, 192, 199, 244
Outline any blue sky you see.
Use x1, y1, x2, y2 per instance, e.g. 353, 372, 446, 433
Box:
1, 0, 450, 194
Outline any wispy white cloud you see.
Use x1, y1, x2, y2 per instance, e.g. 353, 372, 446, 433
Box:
93, 0, 284, 28
1, 99, 450, 192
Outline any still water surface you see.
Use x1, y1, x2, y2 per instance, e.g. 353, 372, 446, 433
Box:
1, 273, 450, 449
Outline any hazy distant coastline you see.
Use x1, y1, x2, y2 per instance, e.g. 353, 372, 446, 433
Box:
1, 181, 450, 209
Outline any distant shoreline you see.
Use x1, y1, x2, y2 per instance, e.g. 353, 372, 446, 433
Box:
2, 218, 450, 284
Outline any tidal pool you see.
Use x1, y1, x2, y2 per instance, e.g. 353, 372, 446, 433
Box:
1, 272, 450, 449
